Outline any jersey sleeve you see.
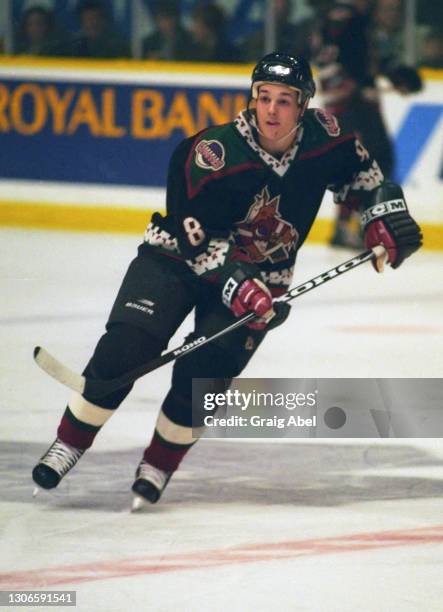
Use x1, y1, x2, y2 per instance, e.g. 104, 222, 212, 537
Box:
164, 136, 253, 283
327, 133, 385, 211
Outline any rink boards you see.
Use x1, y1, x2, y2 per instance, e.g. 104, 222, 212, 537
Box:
0, 57, 441, 248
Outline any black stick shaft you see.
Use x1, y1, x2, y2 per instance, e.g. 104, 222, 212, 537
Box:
34, 248, 380, 398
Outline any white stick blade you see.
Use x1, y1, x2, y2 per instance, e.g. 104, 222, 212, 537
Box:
33, 347, 86, 394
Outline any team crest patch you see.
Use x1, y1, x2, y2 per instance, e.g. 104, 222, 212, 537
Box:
195, 139, 226, 171
235, 186, 299, 264
314, 109, 340, 137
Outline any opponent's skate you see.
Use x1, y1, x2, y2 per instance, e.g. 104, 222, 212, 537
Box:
32, 438, 85, 495
131, 461, 171, 511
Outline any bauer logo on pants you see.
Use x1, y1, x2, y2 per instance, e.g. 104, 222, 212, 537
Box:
125, 298, 155, 315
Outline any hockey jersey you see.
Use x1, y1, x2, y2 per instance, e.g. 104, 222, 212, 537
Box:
143, 108, 384, 295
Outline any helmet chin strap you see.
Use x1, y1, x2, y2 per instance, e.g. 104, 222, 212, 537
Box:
254, 99, 308, 146
256, 121, 300, 144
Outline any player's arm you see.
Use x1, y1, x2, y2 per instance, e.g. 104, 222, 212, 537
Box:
328, 135, 422, 271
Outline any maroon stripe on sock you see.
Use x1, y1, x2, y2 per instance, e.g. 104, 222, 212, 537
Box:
143, 435, 190, 473
57, 415, 97, 450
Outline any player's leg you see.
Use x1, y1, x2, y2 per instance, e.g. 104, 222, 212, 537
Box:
32, 251, 197, 491
132, 288, 267, 504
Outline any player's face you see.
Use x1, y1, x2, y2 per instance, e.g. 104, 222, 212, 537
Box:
255, 84, 303, 153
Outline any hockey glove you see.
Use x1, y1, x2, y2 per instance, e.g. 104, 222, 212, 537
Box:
221, 262, 276, 330
361, 182, 422, 272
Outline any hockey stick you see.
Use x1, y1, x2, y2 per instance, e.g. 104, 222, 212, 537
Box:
34, 246, 385, 398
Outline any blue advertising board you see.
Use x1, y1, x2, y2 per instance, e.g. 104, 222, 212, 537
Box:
0, 75, 248, 186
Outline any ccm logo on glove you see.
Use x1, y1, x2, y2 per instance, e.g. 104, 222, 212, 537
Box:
360, 198, 407, 225
361, 182, 422, 272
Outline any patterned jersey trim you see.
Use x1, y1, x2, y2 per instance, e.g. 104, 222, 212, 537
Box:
234, 110, 304, 178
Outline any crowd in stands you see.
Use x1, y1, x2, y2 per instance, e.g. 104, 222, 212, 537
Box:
5, 0, 443, 68
13, 1, 130, 58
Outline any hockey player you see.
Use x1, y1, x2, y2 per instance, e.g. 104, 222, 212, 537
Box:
32, 52, 422, 507
313, 0, 422, 247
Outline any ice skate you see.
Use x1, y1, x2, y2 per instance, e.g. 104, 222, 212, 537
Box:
32, 438, 85, 493
131, 461, 171, 511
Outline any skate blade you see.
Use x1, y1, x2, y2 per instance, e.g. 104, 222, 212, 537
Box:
32, 486, 40, 498
131, 494, 151, 513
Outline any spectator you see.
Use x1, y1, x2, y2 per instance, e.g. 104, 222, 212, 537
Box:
417, 1, 443, 31
142, 0, 193, 61
313, 0, 422, 248
372, 0, 405, 72
419, 29, 443, 68
187, 2, 240, 63
71, 0, 131, 59
14, 5, 68, 56
242, 0, 317, 62
314, 0, 393, 248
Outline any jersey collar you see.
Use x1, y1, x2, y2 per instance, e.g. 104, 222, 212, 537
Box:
234, 110, 304, 177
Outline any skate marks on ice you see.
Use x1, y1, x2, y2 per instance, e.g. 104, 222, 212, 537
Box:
3, 439, 443, 511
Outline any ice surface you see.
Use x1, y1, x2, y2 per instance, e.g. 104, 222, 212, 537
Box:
1, 228, 443, 612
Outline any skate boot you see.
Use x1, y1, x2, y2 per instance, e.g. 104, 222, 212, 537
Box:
131, 461, 171, 511
32, 438, 85, 493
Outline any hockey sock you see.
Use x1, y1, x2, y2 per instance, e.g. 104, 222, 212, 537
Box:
143, 432, 194, 473
143, 338, 242, 472
57, 323, 165, 450
143, 409, 202, 473
57, 394, 112, 450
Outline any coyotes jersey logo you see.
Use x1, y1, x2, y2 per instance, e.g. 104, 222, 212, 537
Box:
234, 187, 299, 264
314, 109, 340, 137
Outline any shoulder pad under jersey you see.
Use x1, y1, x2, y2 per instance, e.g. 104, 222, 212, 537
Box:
299, 108, 354, 159
304, 108, 341, 138
185, 122, 261, 199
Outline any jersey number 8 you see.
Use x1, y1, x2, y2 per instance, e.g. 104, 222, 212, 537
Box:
183, 217, 205, 247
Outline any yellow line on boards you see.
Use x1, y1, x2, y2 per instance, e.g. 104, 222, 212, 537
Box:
420, 68, 443, 81
0, 201, 442, 250
1, 56, 442, 81
0, 55, 253, 76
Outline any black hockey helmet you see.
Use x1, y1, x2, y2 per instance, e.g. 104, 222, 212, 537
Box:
251, 52, 316, 106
